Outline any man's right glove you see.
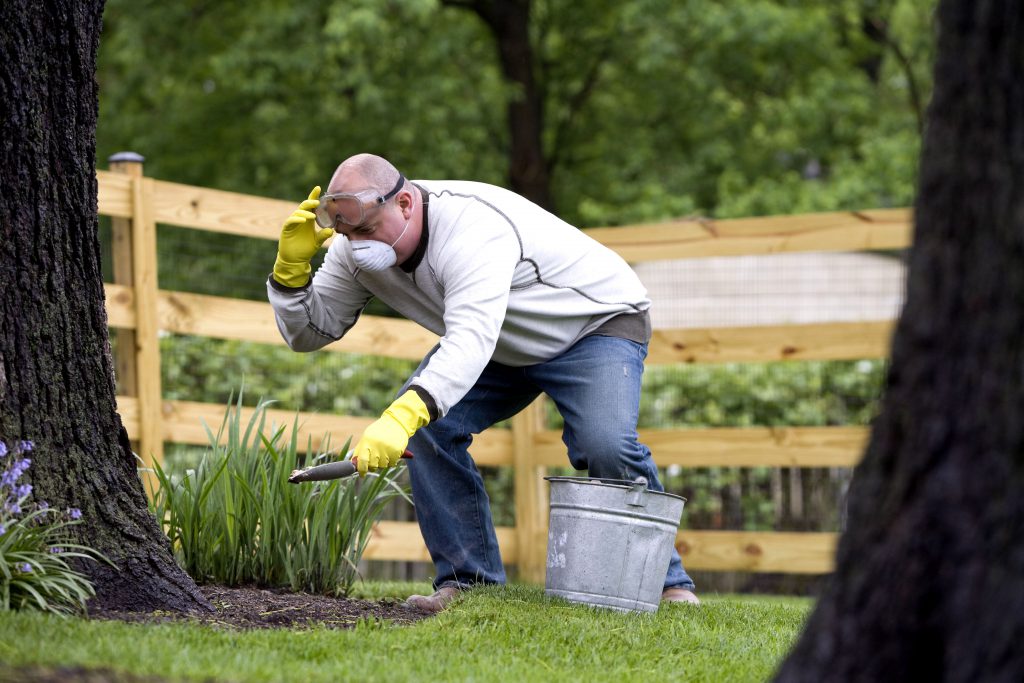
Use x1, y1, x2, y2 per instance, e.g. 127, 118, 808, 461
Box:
353, 390, 431, 476
272, 186, 334, 288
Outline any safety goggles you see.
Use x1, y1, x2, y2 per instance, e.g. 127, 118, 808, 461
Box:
314, 173, 405, 229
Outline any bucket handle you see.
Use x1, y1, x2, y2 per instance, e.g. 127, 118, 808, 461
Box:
626, 477, 648, 508
543, 475, 653, 507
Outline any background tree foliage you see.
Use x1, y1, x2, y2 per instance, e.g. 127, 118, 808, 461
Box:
96, 0, 935, 225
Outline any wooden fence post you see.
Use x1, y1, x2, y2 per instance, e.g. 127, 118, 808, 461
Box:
512, 398, 550, 584
108, 154, 141, 398
108, 152, 163, 494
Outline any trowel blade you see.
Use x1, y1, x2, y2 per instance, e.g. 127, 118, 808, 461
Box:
287, 460, 357, 483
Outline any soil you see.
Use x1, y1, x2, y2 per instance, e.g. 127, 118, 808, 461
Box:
90, 584, 434, 630
0, 585, 434, 683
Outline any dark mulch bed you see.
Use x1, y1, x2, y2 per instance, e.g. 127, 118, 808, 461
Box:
0, 586, 435, 682
90, 584, 434, 631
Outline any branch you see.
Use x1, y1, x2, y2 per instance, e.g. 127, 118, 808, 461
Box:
868, 17, 925, 135
547, 44, 612, 171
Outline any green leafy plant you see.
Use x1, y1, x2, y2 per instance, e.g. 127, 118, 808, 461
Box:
0, 441, 109, 616
149, 393, 412, 596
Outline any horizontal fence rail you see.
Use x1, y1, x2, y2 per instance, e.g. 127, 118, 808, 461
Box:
361, 522, 838, 574
117, 396, 865, 469
98, 162, 911, 581
98, 170, 912, 257
104, 285, 896, 365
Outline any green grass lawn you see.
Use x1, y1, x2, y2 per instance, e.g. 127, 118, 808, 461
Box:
0, 583, 811, 683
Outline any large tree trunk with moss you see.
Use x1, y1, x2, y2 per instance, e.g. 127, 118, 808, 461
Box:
0, 0, 209, 613
775, 1, 1024, 680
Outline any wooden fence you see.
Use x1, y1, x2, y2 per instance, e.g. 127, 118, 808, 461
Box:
99, 153, 911, 583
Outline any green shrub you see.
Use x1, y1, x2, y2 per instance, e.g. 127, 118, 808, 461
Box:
148, 394, 412, 596
0, 441, 109, 616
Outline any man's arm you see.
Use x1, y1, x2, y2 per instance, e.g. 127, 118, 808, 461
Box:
266, 268, 372, 352
266, 188, 373, 351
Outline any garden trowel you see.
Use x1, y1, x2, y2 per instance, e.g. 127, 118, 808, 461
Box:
287, 450, 413, 483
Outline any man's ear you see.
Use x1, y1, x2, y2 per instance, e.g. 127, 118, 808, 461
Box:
399, 189, 415, 218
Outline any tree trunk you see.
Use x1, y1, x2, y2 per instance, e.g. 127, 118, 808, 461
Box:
775, 1, 1024, 680
0, 0, 209, 613
443, 0, 553, 210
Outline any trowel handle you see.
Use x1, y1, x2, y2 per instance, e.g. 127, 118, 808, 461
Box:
351, 449, 414, 468
288, 460, 356, 483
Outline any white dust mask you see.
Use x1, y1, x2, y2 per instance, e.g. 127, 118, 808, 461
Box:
350, 217, 410, 271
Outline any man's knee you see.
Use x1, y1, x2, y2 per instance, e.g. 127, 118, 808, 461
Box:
569, 430, 646, 472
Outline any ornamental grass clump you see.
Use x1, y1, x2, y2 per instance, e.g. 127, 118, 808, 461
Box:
149, 393, 411, 596
0, 441, 108, 616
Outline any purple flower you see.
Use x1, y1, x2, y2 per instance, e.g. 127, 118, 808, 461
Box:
18, 563, 32, 573
6, 502, 21, 514
0, 524, 5, 535
49, 547, 63, 554
19, 441, 33, 453
38, 501, 48, 511
0, 442, 6, 458
1, 458, 31, 489
68, 508, 82, 520
16, 484, 32, 498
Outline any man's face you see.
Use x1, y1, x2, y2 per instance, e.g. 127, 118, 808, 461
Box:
323, 168, 381, 240
333, 200, 397, 243
328, 170, 415, 261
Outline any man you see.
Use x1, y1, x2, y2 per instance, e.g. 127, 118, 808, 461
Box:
267, 153, 698, 612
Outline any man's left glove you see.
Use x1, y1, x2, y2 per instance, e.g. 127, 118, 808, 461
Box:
353, 390, 431, 476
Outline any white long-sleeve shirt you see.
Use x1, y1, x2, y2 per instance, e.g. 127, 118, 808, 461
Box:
267, 180, 650, 418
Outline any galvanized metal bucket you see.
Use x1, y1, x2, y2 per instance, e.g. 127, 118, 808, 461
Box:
544, 476, 686, 613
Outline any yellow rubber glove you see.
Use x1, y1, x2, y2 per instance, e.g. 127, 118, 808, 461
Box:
353, 390, 430, 476
272, 186, 334, 287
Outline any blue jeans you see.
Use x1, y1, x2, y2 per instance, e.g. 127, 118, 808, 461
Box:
404, 334, 695, 592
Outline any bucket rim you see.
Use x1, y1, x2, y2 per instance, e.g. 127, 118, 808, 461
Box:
544, 475, 687, 503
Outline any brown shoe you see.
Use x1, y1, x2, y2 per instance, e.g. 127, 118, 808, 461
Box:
661, 587, 701, 605
405, 585, 462, 614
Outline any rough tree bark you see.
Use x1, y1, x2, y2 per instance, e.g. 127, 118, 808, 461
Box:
775, 1, 1023, 680
0, 0, 210, 612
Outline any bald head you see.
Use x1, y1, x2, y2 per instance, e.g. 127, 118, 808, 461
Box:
329, 153, 404, 195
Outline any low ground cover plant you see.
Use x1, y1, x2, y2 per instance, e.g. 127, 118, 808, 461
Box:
148, 393, 411, 595
0, 441, 108, 616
